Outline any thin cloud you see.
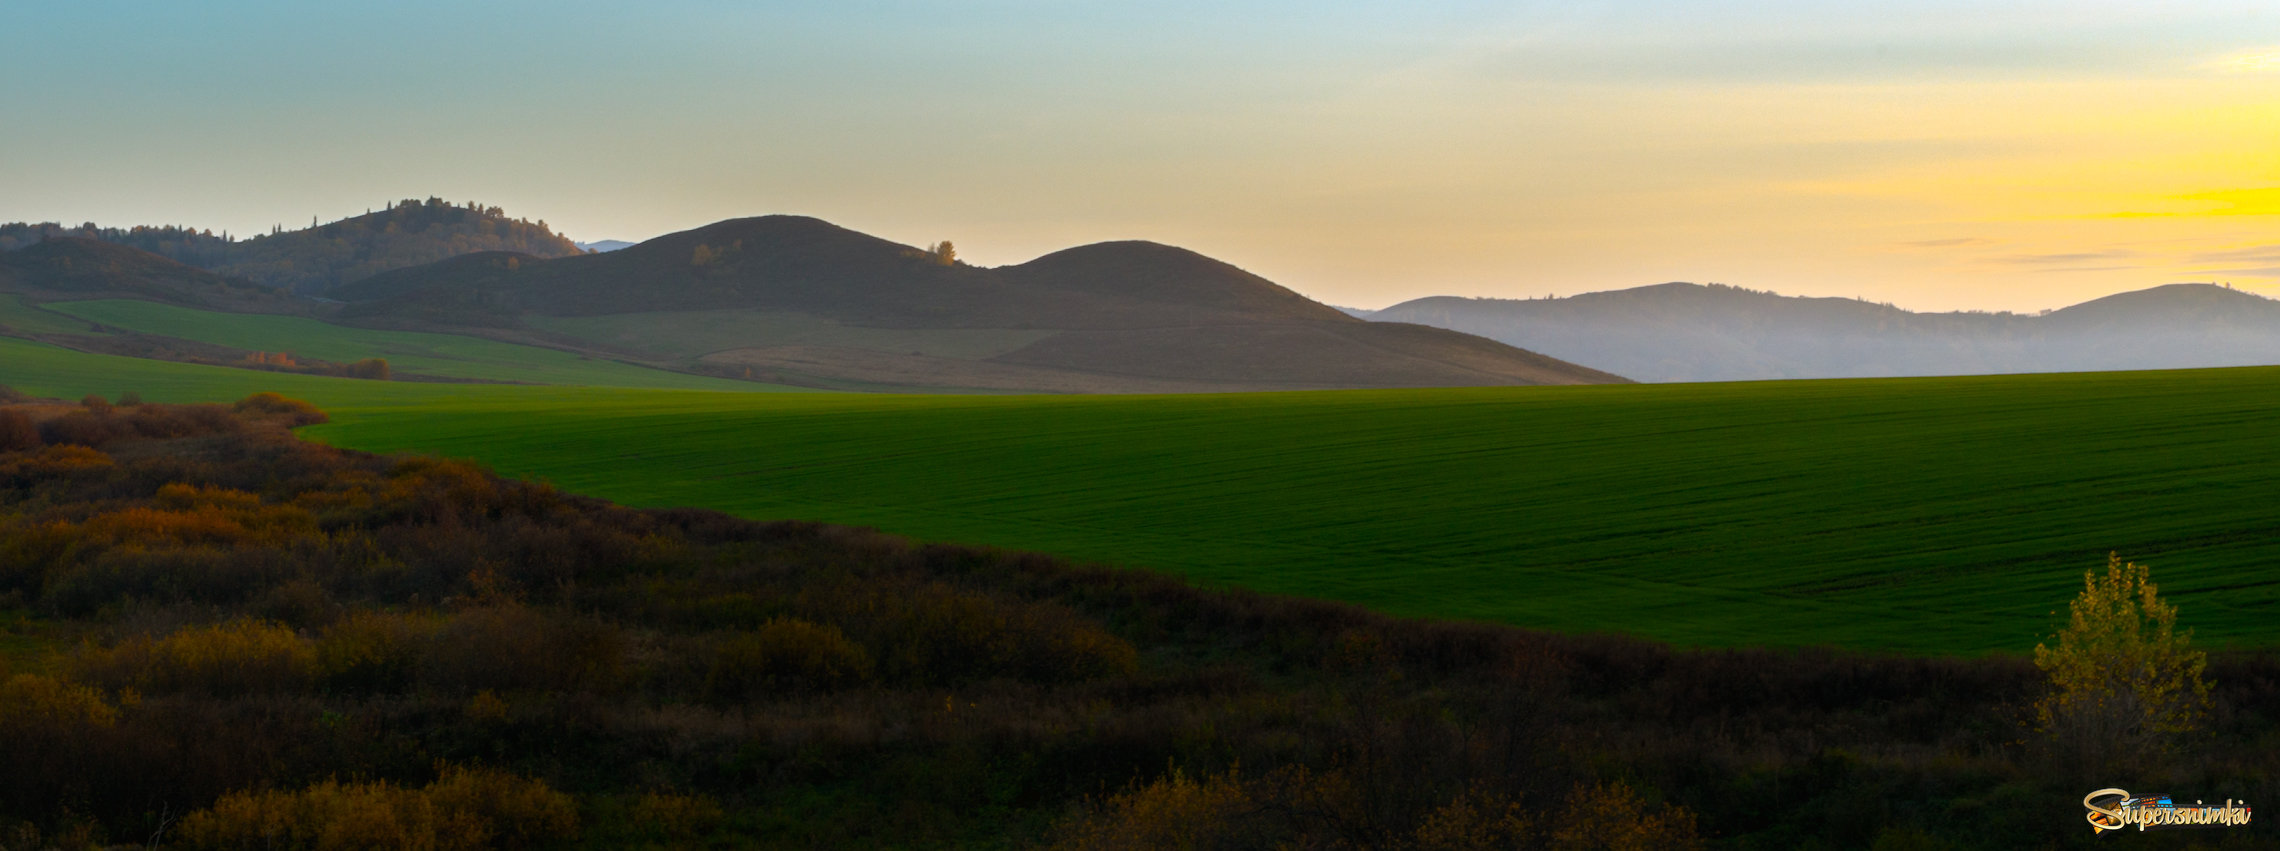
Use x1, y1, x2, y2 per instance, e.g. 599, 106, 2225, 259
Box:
2033, 265, 2139, 273
1990, 250, 2138, 265
2211, 266, 2280, 277
2191, 245, 2280, 264
1894, 237, 1991, 249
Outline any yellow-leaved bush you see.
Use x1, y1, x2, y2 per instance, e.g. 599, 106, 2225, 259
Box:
2032, 553, 2212, 770
173, 766, 576, 851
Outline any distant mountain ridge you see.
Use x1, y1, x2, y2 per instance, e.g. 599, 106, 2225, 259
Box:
335, 215, 1628, 391
1366, 281, 2280, 382
0, 198, 583, 295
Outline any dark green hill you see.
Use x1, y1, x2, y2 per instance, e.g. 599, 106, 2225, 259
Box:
0, 198, 583, 295
0, 238, 286, 310
1000, 240, 1354, 324
336, 216, 1629, 391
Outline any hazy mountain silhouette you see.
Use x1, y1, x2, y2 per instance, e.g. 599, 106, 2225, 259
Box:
1365, 282, 2280, 382
336, 215, 1628, 391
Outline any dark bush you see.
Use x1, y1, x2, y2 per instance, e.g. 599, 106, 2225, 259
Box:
43, 546, 304, 615
115, 391, 142, 407
704, 618, 873, 701
37, 410, 125, 447
0, 410, 36, 452
0, 384, 27, 403
122, 404, 215, 439
814, 582, 1138, 685
419, 605, 624, 695
78, 394, 109, 414
316, 610, 435, 694
233, 392, 328, 426
344, 358, 391, 380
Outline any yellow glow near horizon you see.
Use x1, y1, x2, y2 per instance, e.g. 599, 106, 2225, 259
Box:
2211, 47, 2280, 74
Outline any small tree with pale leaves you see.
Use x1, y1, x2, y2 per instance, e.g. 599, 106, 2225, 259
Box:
2032, 553, 2210, 773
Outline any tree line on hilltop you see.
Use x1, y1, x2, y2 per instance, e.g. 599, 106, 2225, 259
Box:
0, 198, 584, 295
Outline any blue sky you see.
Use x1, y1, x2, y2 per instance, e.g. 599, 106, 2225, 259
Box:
5, 1, 2277, 310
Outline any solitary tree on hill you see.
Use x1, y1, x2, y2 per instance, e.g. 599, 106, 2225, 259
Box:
927, 241, 956, 266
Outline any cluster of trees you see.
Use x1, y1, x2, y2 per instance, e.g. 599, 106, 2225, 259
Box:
237, 352, 391, 381
0, 199, 583, 295
0, 390, 2271, 847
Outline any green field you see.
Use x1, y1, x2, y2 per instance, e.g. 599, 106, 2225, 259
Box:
6, 339, 2278, 654
0, 295, 106, 336
42, 299, 771, 390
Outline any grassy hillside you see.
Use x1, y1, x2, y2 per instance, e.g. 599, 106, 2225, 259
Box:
9, 340, 2276, 654
0, 295, 103, 336
39, 300, 779, 390
525, 309, 1058, 360
0, 337, 805, 410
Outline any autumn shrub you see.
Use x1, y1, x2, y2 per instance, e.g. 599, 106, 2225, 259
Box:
77, 493, 318, 550
1411, 787, 1533, 850
317, 609, 437, 694
232, 392, 329, 426
422, 765, 581, 848
79, 394, 110, 414
174, 767, 577, 851
72, 618, 316, 697
0, 674, 122, 827
1547, 781, 1703, 851
1049, 766, 1272, 851
704, 617, 873, 702
0, 383, 26, 403
0, 673, 118, 729
0, 409, 37, 452
0, 445, 112, 494
625, 792, 725, 842
419, 604, 623, 695
115, 391, 142, 406
344, 357, 392, 380
175, 780, 450, 850
378, 456, 505, 526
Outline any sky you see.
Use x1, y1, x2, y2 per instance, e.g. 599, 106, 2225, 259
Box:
3, 1, 2276, 312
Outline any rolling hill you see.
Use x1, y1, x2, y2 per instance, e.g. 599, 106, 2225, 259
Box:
0, 198, 584, 295
0, 239, 783, 390
336, 215, 1628, 391
0, 238, 291, 311
1367, 281, 2280, 382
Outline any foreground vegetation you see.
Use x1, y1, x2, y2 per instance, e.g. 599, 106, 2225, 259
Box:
1, 394, 2273, 849
7, 341, 2280, 653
